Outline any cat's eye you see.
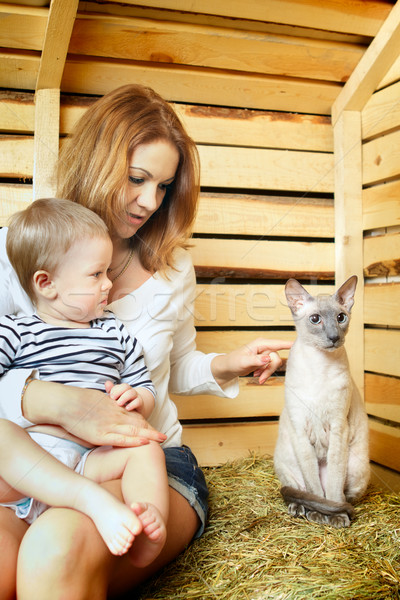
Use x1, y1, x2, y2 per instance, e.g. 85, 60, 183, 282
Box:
337, 312, 348, 324
309, 314, 321, 324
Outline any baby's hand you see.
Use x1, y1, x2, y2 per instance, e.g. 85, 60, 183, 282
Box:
105, 381, 144, 413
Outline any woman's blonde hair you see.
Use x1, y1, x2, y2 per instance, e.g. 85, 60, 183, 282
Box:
6, 198, 109, 303
57, 84, 200, 274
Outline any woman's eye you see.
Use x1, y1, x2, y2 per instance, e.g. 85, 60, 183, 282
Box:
337, 312, 348, 324
129, 176, 144, 185
309, 314, 321, 324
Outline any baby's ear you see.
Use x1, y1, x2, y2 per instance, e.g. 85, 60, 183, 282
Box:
33, 270, 57, 299
335, 275, 357, 312
285, 279, 312, 315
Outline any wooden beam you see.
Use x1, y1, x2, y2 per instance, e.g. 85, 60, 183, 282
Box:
36, 0, 79, 90
332, 1, 400, 124
33, 88, 59, 199
333, 111, 364, 394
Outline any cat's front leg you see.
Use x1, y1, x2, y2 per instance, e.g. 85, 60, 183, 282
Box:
325, 422, 349, 503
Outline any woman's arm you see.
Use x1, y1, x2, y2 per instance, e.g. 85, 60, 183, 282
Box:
23, 379, 166, 447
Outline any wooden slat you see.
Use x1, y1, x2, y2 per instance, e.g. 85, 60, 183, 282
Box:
365, 373, 400, 422
0, 184, 32, 226
0, 136, 33, 178
69, 14, 364, 83
365, 328, 400, 378
181, 421, 279, 466
195, 193, 334, 237
332, 1, 400, 124
194, 285, 334, 328
60, 56, 340, 115
369, 419, 400, 472
33, 88, 59, 198
198, 146, 334, 192
0, 91, 35, 134
364, 232, 400, 278
0, 51, 39, 91
364, 282, 400, 327
363, 179, 400, 231
362, 80, 400, 140
102, 0, 392, 37
190, 238, 334, 280
333, 111, 364, 392
0, 4, 46, 51
36, 0, 79, 90
173, 377, 284, 420
363, 129, 400, 186
195, 330, 293, 360
377, 52, 400, 89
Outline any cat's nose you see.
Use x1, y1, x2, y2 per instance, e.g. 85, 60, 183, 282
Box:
328, 334, 340, 344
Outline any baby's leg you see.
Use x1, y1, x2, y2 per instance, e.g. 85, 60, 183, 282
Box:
84, 441, 169, 567
0, 419, 140, 555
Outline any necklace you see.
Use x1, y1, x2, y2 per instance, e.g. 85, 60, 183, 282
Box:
110, 248, 134, 282
107, 249, 130, 273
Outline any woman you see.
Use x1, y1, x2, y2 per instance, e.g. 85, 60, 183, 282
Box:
0, 85, 292, 599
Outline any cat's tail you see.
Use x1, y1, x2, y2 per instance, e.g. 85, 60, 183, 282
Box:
281, 486, 355, 520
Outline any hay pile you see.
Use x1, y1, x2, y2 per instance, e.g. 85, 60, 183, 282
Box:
137, 454, 400, 600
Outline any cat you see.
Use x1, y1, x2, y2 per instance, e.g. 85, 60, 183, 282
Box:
273, 276, 370, 528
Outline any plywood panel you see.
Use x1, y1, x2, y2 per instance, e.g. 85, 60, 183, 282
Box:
181, 421, 279, 466
173, 377, 284, 420
194, 284, 334, 328
195, 194, 334, 237
363, 180, 400, 231
363, 129, 400, 186
365, 329, 400, 378
364, 282, 400, 327
190, 238, 334, 280
364, 232, 400, 278
369, 419, 400, 472
365, 373, 400, 422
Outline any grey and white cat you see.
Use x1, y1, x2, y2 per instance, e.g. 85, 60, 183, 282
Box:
274, 276, 370, 527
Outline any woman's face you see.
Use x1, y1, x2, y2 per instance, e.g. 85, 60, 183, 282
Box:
115, 139, 180, 240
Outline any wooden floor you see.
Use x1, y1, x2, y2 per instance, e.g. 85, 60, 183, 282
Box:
370, 462, 400, 493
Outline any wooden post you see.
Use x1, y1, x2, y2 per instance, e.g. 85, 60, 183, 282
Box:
33, 88, 60, 199
333, 110, 364, 396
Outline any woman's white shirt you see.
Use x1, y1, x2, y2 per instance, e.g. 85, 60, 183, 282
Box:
0, 228, 238, 447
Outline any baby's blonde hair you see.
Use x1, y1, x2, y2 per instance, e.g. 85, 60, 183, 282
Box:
6, 198, 110, 303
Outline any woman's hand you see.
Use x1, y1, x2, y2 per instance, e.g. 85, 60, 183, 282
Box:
211, 337, 293, 386
22, 380, 166, 447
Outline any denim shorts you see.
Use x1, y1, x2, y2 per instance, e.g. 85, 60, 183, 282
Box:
164, 445, 209, 539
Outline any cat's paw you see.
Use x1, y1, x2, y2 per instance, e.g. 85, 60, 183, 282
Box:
287, 502, 306, 517
326, 512, 351, 528
304, 509, 329, 525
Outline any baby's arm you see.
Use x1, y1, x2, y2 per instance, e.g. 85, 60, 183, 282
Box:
105, 382, 155, 419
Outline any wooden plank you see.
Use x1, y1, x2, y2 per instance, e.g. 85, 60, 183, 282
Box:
363, 179, 400, 231
0, 91, 35, 134
365, 373, 400, 422
362, 80, 400, 140
198, 146, 334, 192
0, 183, 32, 226
69, 13, 364, 83
333, 111, 364, 393
364, 282, 400, 327
194, 193, 334, 237
369, 419, 400, 472
194, 284, 334, 328
36, 0, 79, 90
0, 51, 39, 91
364, 232, 400, 278
377, 52, 400, 89
190, 238, 335, 280
363, 129, 400, 186
181, 421, 279, 466
365, 328, 400, 378
173, 377, 284, 420
0, 4, 46, 51
331, 1, 400, 124
60, 56, 340, 115
0, 135, 33, 178
101, 0, 392, 37
33, 88, 59, 198
195, 331, 293, 361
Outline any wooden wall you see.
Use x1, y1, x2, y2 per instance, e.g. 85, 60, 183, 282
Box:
0, 0, 399, 468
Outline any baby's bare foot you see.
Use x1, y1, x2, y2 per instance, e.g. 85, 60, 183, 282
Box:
128, 502, 167, 568
74, 482, 142, 556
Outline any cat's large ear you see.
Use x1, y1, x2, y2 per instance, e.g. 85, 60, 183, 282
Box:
334, 275, 357, 312
285, 279, 312, 315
